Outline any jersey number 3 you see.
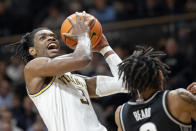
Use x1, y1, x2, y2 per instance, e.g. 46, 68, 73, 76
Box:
139, 122, 157, 131
78, 89, 89, 105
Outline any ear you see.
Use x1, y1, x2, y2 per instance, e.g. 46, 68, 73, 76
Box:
29, 47, 37, 57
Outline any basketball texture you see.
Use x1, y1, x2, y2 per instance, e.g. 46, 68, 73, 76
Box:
60, 13, 102, 49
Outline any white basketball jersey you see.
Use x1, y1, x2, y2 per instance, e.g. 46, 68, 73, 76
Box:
27, 72, 107, 131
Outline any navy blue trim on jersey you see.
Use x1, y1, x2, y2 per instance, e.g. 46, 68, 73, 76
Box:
162, 91, 192, 128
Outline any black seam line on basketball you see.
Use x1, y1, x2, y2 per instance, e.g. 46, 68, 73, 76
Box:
93, 23, 102, 47
63, 27, 72, 41
90, 32, 96, 40
90, 20, 96, 30
68, 27, 72, 33
91, 27, 101, 48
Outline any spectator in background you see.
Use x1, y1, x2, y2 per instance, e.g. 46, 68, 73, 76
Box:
186, 0, 196, 12
0, 109, 22, 131
0, 79, 13, 108
134, 0, 160, 18
68, 1, 83, 14
90, 0, 116, 23
143, 0, 160, 17
91, 54, 109, 75
0, 61, 11, 82
6, 56, 24, 85
177, 27, 195, 61
22, 96, 36, 130
11, 95, 26, 130
157, 37, 167, 51
112, 0, 137, 20
113, 45, 129, 60
41, 6, 65, 30
27, 114, 47, 131
30, 123, 45, 131
161, 0, 185, 15
163, 38, 189, 89
0, 121, 12, 131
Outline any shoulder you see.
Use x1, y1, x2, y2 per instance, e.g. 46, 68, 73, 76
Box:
24, 57, 51, 83
169, 88, 194, 101
168, 88, 196, 111
25, 57, 51, 68
24, 57, 51, 73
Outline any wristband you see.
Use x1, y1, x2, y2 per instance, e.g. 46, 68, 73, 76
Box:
100, 46, 112, 56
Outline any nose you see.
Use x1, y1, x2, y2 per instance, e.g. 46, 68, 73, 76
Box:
48, 36, 56, 42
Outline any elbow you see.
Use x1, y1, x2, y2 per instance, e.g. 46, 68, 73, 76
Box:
81, 55, 92, 65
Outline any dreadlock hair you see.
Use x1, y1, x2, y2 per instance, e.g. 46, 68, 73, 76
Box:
118, 46, 170, 97
14, 27, 49, 64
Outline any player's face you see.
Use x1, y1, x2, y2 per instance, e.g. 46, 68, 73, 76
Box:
32, 29, 60, 58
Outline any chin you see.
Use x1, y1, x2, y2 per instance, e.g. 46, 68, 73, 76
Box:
49, 53, 60, 58
47, 49, 61, 58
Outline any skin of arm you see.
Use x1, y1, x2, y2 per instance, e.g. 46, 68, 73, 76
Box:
115, 106, 123, 131
168, 83, 196, 123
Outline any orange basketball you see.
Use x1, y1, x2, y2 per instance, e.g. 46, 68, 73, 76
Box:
60, 13, 102, 49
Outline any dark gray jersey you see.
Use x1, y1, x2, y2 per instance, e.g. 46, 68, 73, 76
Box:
119, 91, 192, 131
192, 120, 196, 131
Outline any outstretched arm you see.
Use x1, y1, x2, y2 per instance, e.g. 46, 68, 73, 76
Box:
93, 35, 122, 77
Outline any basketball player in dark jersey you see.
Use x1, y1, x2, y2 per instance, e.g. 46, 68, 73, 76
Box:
115, 46, 196, 131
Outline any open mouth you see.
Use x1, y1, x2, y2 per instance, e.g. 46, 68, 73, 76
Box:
47, 42, 58, 50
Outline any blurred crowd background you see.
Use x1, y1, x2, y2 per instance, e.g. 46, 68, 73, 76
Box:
0, 0, 196, 131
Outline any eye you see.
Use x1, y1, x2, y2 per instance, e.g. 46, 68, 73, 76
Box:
39, 36, 46, 40
50, 34, 57, 39
54, 35, 58, 39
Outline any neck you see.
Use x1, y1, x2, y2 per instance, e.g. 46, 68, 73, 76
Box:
137, 88, 157, 100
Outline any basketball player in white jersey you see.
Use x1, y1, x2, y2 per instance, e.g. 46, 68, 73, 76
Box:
15, 11, 125, 131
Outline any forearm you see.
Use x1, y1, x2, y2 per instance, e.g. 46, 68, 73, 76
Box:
93, 46, 125, 97
73, 33, 92, 60
100, 46, 122, 77
96, 75, 127, 97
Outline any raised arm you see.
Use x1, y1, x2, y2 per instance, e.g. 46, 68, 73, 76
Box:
93, 35, 122, 77
25, 12, 94, 77
86, 35, 127, 97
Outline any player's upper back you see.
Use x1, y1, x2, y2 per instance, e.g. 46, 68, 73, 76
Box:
27, 72, 106, 131
119, 90, 192, 131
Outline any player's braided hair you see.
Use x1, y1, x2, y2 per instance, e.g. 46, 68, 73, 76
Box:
118, 46, 170, 96
14, 27, 49, 64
